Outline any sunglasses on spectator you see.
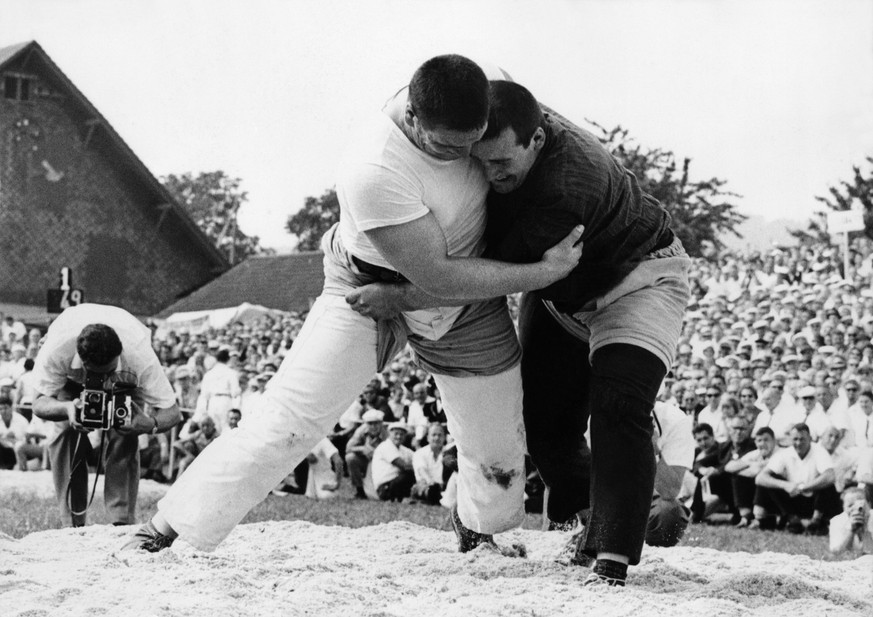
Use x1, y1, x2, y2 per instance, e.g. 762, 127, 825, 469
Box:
845, 386, 859, 392
801, 396, 815, 400
705, 392, 719, 398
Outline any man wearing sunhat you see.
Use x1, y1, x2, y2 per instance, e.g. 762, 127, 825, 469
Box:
345, 409, 388, 499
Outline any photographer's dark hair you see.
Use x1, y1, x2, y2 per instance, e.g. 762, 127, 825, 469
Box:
408, 55, 489, 131
76, 324, 123, 367
215, 349, 230, 364
482, 80, 545, 146
754, 426, 775, 439
693, 422, 714, 438
0, 395, 11, 407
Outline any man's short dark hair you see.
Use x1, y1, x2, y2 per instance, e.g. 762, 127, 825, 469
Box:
693, 423, 714, 438
76, 324, 122, 367
481, 80, 545, 146
754, 426, 775, 439
0, 395, 11, 407
791, 422, 811, 436
408, 54, 489, 131
215, 349, 230, 364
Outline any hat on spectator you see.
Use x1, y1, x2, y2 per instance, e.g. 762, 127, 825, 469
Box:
818, 345, 837, 356
829, 356, 847, 368
807, 318, 822, 327
362, 409, 385, 423
175, 366, 191, 379
731, 322, 746, 331
811, 262, 828, 272
0, 377, 14, 388
752, 319, 769, 330
387, 421, 409, 433
798, 385, 816, 399
790, 332, 808, 345
782, 354, 800, 364
739, 360, 752, 370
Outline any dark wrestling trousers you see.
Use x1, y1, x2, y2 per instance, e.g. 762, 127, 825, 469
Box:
519, 293, 666, 565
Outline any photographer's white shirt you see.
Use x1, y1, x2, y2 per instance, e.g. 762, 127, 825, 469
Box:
32, 303, 176, 410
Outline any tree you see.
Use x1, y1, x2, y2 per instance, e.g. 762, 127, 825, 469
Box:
812, 157, 873, 242
286, 188, 340, 251
588, 121, 746, 257
162, 171, 268, 264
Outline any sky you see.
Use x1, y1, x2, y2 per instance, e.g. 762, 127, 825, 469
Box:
2, 0, 872, 252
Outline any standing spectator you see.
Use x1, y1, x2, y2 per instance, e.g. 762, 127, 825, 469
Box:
345, 409, 388, 499
411, 422, 448, 505
194, 348, 240, 433
756, 423, 841, 534
372, 422, 415, 502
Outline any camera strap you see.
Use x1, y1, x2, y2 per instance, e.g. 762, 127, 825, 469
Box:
66, 429, 107, 519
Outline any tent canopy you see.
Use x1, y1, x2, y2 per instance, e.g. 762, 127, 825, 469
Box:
156, 302, 290, 337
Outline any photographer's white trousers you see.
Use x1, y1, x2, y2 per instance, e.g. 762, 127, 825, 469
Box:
158, 293, 526, 551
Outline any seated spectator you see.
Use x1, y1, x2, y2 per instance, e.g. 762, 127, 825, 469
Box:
820, 425, 861, 492
796, 385, 833, 442
844, 389, 873, 448
646, 401, 695, 547
13, 397, 49, 471
361, 379, 396, 422
692, 414, 756, 524
411, 422, 448, 505
405, 383, 440, 447
738, 385, 765, 426
172, 415, 218, 479
690, 423, 721, 521
304, 437, 344, 500
345, 409, 388, 499
755, 423, 842, 534
139, 429, 170, 483
719, 415, 759, 526
829, 487, 873, 554
0, 395, 28, 469
372, 422, 415, 502
728, 426, 782, 528
696, 385, 726, 440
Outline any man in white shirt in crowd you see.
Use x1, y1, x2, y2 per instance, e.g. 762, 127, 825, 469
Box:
194, 348, 240, 433
756, 423, 841, 534
844, 389, 873, 448
411, 422, 448, 504
0, 395, 28, 469
405, 383, 439, 447
372, 421, 415, 502
645, 401, 695, 547
796, 385, 834, 442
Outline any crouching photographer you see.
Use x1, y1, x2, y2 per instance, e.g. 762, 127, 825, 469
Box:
32, 304, 180, 527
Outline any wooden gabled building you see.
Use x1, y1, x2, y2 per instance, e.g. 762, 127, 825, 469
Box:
0, 41, 229, 323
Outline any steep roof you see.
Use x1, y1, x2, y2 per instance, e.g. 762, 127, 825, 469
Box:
0, 40, 229, 271
155, 252, 325, 317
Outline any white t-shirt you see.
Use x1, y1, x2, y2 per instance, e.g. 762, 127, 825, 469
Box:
653, 401, 695, 468
371, 439, 413, 488
412, 444, 444, 486
31, 304, 176, 410
335, 102, 489, 340
305, 437, 340, 500
765, 442, 834, 496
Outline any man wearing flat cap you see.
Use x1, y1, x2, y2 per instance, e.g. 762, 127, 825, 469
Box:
372, 421, 415, 501
345, 409, 388, 499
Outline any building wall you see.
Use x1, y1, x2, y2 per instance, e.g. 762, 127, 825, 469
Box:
0, 62, 219, 315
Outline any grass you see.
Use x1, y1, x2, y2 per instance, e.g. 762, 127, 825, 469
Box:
0, 479, 858, 562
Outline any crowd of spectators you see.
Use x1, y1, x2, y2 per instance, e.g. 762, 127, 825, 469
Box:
1, 235, 873, 553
